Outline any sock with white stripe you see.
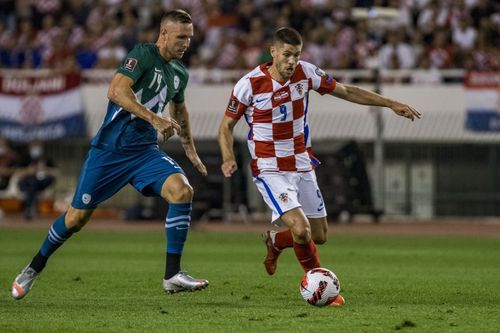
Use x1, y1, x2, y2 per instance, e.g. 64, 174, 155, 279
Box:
29, 214, 75, 273
164, 203, 192, 279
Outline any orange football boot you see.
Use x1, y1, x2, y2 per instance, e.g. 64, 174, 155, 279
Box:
262, 230, 282, 275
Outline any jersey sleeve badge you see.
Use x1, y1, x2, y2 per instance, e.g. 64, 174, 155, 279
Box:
314, 66, 325, 77
227, 96, 239, 114
124, 58, 138, 72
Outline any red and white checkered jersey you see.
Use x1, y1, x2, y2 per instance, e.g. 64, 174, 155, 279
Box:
225, 61, 336, 176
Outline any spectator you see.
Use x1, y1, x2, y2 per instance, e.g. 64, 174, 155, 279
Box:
323, 28, 352, 69
452, 16, 477, 51
0, 136, 18, 191
120, 12, 139, 51
30, 0, 62, 29
452, 16, 477, 67
417, 0, 440, 41
236, 0, 255, 33
301, 28, 327, 68
470, 0, 495, 27
64, 0, 91, 27
353, 28, 378, 69
240, 18, 265, 68
379, 30, 415, 69
0, 20, 15, 68
12, 19, 42, 68
411, 54, 442, 84
75, 36, 98, 69
211, 30, 241, 69
34, 14, 60, 60
86, 0, 113, 31
17, 141, 58, 220
60, 13, 85, 49
468, 34, 499, 71
427, 30, 454, 68
410, 30, 426, 65
96, 37, 127, 69
43, 31, 76, 71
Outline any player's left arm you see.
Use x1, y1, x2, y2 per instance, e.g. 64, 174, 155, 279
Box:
169, 102, 207, 176
329, 82, 421, 121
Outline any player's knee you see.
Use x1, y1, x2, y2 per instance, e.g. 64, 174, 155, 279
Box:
65, 208, 92, 231
165, 183, 193, 203
313, 233, 327, 245
292, 225, 311, 243
66, 216, 89, 231
182, 184, 194, 201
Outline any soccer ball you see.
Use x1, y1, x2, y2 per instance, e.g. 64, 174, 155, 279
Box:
300, 267, 340, 307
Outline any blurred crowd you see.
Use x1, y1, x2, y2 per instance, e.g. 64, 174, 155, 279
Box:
0, 0, 498, 71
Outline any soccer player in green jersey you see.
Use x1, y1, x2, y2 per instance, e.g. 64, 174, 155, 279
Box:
12, 9, 209, 299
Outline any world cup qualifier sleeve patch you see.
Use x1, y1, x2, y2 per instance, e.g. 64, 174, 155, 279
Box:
227, 96, 239, 114
124, 58, 138, 71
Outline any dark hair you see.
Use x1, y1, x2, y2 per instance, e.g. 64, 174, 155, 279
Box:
161, 9, 192, 24
272, 27, 302, 46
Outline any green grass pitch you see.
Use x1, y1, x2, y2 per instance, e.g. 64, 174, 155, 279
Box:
1, 227, 500, 332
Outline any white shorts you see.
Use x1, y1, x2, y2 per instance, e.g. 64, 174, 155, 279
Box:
254, 170, 327, 224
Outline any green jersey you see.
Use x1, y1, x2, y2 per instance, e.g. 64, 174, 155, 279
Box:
91, 43, 189, 152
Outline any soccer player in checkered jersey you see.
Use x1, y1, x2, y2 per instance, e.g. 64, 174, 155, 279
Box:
218, 27, 421, 306
12, 9, 209, 299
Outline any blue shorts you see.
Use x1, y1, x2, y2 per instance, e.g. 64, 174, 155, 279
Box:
71, 146, 185, 209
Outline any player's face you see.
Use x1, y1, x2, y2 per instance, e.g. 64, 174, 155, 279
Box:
159, 21, 193, 60
270, 42, 302, 81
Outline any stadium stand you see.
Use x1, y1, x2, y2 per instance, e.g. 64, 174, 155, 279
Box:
0, 0, 498, 72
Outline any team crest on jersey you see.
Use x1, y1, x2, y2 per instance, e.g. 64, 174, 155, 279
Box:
295, 83, 304, 96
124, 58, 138, 71
227, 97, 239, 113
174, 75, 180, 89
279, 192, 289, 203
315, 66, 325, 77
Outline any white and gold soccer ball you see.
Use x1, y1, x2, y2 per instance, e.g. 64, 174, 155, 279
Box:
300, 268, 341, 307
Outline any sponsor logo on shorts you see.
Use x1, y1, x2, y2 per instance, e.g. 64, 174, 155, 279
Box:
82, 193, 91, 205
279, 192, 289, 203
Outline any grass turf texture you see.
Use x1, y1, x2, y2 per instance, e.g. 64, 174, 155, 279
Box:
1, 227, 499, 333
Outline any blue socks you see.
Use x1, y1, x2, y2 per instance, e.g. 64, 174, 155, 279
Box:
164, 203, 192, 254
32, 204, 192, 278
40, 214, 76, 257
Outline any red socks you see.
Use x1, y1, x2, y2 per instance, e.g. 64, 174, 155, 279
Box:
293, 240, 321, 272
274, 229, 321, 272
274, 229, 294, 250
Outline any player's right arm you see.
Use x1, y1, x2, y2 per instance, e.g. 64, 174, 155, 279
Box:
107, 73, 181, 140
219, 80, 251, 177
218, 115, 239, 178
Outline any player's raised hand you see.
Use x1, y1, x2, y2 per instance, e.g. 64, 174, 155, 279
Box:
152, 115, 181, 141
391, 103, 421, 121
221, 159, 237, 178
